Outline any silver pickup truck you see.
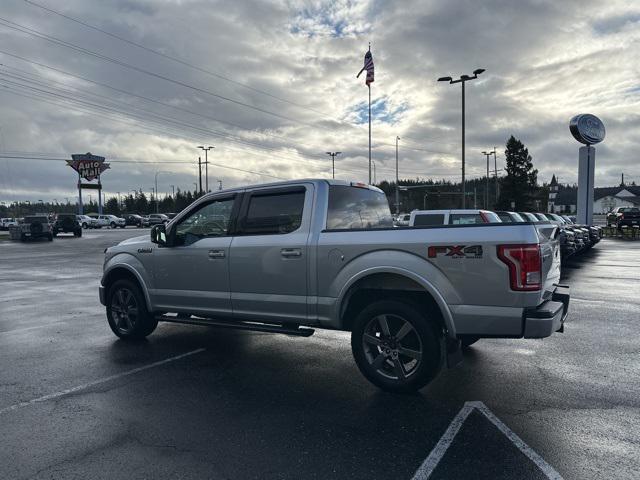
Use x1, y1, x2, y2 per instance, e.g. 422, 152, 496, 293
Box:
100, 179, 569, 392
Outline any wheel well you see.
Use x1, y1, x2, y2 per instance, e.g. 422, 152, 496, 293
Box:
340, 273, 445, 333
103, 268, 143, 298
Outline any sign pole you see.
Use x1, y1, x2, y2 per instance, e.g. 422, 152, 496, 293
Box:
78, 171, 83, 215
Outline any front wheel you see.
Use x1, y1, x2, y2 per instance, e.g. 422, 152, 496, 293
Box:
106, 279, 158, 340
82, 222, 88, 229
351, 299, 442, 393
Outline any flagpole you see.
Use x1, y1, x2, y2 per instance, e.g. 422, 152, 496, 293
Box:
368, 83, 372, 184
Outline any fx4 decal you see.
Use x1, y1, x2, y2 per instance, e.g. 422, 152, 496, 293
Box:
428, 245, 483, 259
137, 248, 153, 254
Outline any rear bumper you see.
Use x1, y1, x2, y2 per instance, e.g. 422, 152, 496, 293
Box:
523, 285, 570, 338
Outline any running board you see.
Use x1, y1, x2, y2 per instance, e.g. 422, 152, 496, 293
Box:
155, 314, 315, 337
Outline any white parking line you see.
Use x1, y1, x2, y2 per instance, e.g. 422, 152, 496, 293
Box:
0, 348, 205, 415
411, 401, 563, 480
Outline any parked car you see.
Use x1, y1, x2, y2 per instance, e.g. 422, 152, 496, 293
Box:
100, 179, 569, 393
77, 214, 97, 229
123, 214, 144, 228
606, 207, 640, 229
53, 213, 83, 237
89, 214, 126, 228
409, 209, 501, 226
394, 213, 411, 226
1, 218, 18, 230
16, 215, 54, 241
142, 213, 169, 227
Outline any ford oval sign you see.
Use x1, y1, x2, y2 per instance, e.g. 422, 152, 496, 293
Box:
569, 114, 605, 145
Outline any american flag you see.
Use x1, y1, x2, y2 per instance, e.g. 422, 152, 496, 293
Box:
357, 50, 374, 86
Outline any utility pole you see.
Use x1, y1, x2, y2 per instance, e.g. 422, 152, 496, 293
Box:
438, 68, 486, 208
326, 152, 341, 179
197, 156, 203, 194
395, 136, 400, 215
197, 146, 213, 192
170, 185, 175, 197
372, 160, 376, 185
492, 147, 499, 204
482, 151, 492, 209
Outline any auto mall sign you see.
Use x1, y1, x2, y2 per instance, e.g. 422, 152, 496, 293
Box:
66, 152, 110, 181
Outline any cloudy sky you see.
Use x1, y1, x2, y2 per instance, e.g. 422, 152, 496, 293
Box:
0, 0, 639, 203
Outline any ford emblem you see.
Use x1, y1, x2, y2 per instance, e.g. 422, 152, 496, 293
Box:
569, 114, 605, 145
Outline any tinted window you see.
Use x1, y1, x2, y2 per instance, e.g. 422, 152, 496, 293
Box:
326, 186, 393, 230
413, 214, 445, 226
175, 197, 235, 244
510, 212, 525, 222
240, 190, 305, 234
449, 214, 483, 225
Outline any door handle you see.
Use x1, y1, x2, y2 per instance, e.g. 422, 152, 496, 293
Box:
281, 248, 302, 258
208, 249, 226, 259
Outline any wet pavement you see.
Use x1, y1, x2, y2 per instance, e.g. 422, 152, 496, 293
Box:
1, 229, 639, 479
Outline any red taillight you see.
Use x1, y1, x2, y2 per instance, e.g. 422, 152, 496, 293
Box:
497, 244, 542, 291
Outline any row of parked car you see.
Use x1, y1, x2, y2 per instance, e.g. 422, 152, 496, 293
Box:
77, 213, 174, 229
4, 212, 177, 241
394, 209, 601, 259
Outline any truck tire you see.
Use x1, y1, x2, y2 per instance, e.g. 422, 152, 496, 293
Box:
106, 279, 157, 340
74, 229, 82, 237
351, 299, 442, 393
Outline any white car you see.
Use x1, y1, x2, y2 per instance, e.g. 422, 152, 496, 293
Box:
100, 215, 126, 229
409, 209, 502, 226
394, 213, 411, 226
1, 217, 18, 230
77, 215, 97, 229
88, 214, 126, 228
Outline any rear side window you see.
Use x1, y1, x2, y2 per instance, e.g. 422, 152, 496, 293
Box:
413, 214, 445, 226
326, 186, 393, 230
240, 189, 305, 234
497, 212, 513, 223
482, 212, 502, 223
449, 214, 483, 225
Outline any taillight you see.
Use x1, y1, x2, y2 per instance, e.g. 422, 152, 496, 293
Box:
497, 244, 542, 291
620, 213, 624, 219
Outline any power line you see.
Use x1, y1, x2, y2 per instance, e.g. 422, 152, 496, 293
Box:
0, 16, 330, 131
21, 0, 332, 119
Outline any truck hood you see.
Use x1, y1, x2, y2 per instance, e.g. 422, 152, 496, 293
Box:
118, 235, 149, 246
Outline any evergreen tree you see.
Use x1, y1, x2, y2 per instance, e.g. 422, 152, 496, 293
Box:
497, 136, 538, 210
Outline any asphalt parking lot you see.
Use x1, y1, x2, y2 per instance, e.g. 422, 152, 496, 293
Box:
1, 229, 639, 480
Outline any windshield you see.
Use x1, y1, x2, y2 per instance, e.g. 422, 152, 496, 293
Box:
326, 186, 393, 230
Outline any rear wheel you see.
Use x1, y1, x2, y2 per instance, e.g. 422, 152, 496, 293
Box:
106, 279, 157, 340
74, 229, 82, 237
351, 299, 442, 393
110, 222, 116, 229
82, 222, 88, 229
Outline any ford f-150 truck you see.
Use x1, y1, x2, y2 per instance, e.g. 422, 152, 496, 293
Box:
100, 179, 569, 392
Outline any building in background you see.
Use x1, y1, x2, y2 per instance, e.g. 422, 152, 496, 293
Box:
548, 180, 640, 214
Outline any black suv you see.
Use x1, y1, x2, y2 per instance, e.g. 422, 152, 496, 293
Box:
53, 213, 82, 237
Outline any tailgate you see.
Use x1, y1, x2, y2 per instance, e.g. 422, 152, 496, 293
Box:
534, 223, 561, 298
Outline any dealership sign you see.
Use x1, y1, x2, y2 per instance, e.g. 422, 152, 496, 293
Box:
569, 114, 605, 145
66, 152, 110, 181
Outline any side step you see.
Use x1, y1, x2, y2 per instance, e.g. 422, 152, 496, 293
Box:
155, 314, 315, 337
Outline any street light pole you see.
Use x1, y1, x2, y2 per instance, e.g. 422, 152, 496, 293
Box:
197, 146, 214, 192
395, 136, 400, 215
372, 160, 376, 185
326, 152, 342, 179
438, 68, 485, 209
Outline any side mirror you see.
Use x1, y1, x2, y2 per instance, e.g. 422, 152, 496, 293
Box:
150, 224, 167, 246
